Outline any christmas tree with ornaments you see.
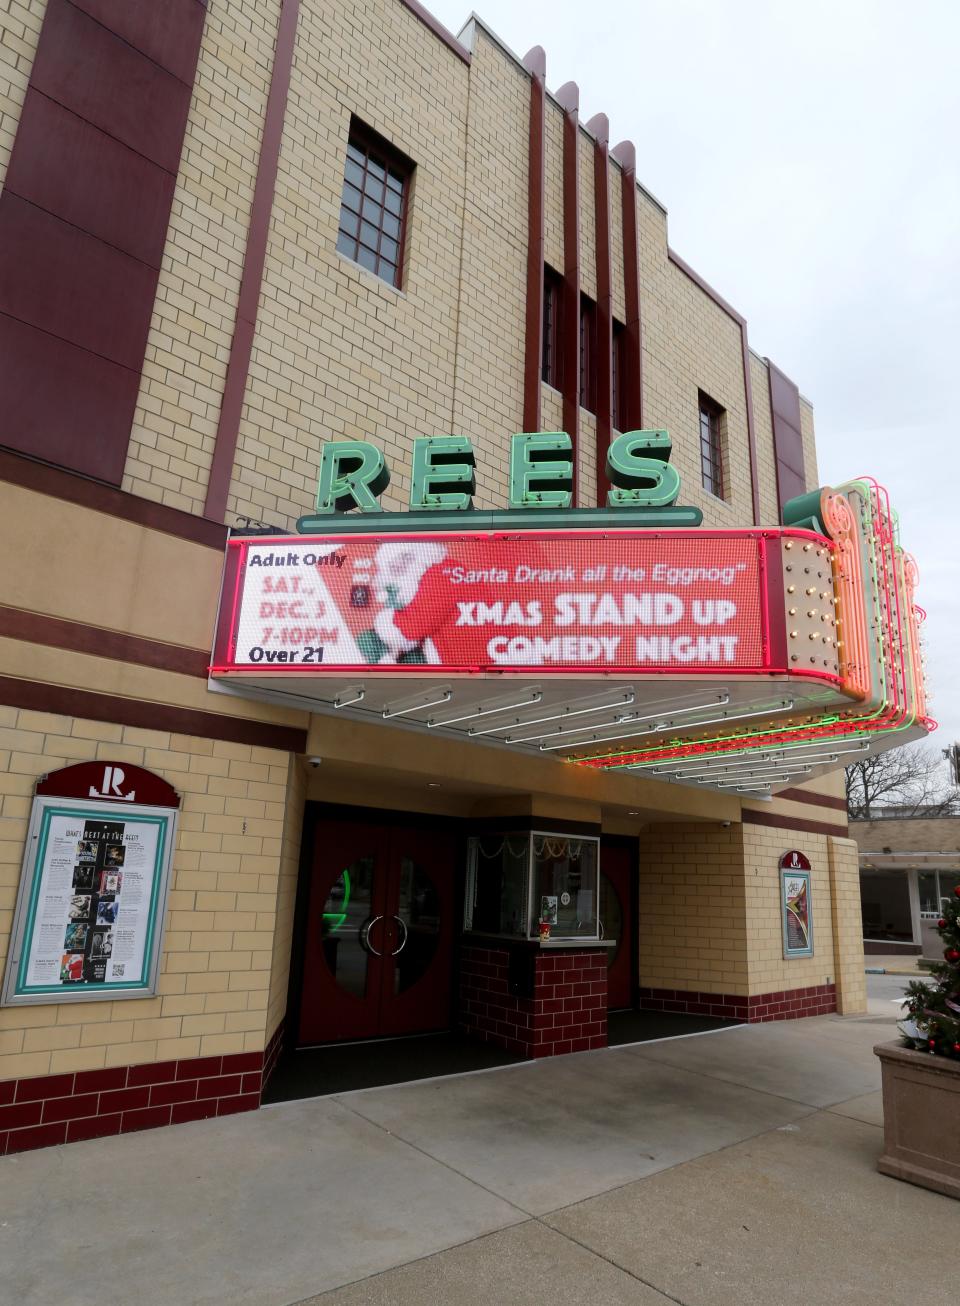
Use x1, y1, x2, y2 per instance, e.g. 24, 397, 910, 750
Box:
901, 882, 960, 1059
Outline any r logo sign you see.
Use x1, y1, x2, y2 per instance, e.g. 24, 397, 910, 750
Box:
88, 766, 135, 802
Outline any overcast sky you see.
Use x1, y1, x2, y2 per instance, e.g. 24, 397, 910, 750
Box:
427, 0, 959, 766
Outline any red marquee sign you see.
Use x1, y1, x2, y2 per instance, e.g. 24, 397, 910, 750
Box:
211, 528, 830, 681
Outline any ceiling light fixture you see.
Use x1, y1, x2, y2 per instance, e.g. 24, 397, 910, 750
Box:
333, 686, 365, 709
544, 700, 792, 754
510, 694, 732, 748
428, 689, 543, 728
382, 688, 453, 719
467, 688, 637, 737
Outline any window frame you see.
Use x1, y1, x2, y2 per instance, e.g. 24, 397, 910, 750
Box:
579, 292, 598, 415
541, 264, 564, 390
698, 390, 726, 501
612, 318, 626, 431
335, 118, 413, 290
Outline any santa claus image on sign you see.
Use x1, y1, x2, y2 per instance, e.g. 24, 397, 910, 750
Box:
358, 541, 448, 664
354, 537, 557, 667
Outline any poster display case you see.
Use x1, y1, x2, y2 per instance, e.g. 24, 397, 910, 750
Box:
780, 849, 814, 959
2, 763, 179, 1006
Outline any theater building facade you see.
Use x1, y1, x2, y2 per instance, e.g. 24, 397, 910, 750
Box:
0, 0, 931, 1154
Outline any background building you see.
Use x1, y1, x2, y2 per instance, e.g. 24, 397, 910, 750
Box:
854, 813, 960, 958
0, 0, 924, 1155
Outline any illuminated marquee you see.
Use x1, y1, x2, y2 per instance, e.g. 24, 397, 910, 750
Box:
209, 425, 931, 794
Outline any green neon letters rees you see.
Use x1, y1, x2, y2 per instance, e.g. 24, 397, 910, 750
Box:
508, 432, 573, 509
410, 436, 476, 510
606, 429, 680, 508
314, 440, 390, 514
313, 429, 680, 515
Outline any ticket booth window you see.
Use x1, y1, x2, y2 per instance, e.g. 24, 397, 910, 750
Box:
464, 833, 600, 940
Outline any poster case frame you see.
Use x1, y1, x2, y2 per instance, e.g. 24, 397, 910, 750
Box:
1, 795, 178, 1007
779, 865, 814, 960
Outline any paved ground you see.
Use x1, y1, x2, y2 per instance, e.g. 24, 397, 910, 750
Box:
1, 982, 955, 1306
865, 970, 914, 1015
864, 952, 926, 975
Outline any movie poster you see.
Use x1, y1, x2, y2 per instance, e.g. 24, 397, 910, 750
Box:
3, 800, 176, 1004
780, 855, 814, 958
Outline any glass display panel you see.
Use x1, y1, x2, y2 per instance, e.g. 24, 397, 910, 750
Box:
394, 856, 440, 993
918, 870, 940, 916
598, 870, 623, 967
465, 835, 529, 937
533, 835, 599, 938
321, 856, 374, 998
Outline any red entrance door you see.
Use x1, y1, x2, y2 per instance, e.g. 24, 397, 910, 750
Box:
600, 842, 635, 1010
297, 817, 457, 1045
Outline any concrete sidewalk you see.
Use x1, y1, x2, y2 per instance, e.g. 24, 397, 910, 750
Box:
1, 1012, 955, 1306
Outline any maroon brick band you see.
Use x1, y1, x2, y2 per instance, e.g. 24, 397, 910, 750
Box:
0, 1022, 284, 1157
521, 47, 546, 434
204, 0, 301, 522
555, 82, 580, 505
587, 113, 613, 504
637, 983, 837, 1023
610, 140, 643, 431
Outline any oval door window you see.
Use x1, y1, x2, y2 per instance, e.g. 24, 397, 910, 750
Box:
394, 858, 440, 994
322, 856, 375, 998
599, 872, 623, 968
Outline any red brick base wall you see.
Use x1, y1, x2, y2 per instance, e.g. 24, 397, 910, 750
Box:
637, 982, 837, 1023
0, 1040, 284, 1157
460, 944, 607, 1058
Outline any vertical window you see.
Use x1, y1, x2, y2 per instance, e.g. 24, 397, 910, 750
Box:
698, 391, 726, 499
335, 120, 412, 288
541, 265, 563, 388
579, 293, 597, 414
612, 318, 626, 431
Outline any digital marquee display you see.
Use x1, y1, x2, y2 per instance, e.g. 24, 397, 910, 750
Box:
212, 531, 807, 678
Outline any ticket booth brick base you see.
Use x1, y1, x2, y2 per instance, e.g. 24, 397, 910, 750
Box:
459, 944, 608, 1058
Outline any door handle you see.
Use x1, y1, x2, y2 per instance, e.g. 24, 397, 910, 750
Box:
359, 914, 384, 956
598, 918, 605, 940
390, 916, 408, 956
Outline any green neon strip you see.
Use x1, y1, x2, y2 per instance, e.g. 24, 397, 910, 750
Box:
296, 506, 703, 534
322, 867, 351, 933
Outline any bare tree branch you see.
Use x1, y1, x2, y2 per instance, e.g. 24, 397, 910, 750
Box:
846, 743, 960, 819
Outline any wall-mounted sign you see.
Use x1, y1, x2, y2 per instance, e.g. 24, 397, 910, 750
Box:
212, 531, 778, 676
296, 430, 703, 532
2, 764, 179, 1006
779, 849, 813, 958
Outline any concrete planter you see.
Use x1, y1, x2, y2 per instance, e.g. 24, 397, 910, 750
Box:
875, 1041, 960, 1199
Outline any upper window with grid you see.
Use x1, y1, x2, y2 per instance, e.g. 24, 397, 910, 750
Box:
698, 391, 726, 500
335, 123, 412, 288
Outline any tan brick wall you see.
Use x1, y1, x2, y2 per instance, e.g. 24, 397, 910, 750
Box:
851, 815, 960, 854
543, 97, 564, 274
266, 755, 306, 1041
0, 0, 45, 192
122, 0, 281, 515
750, 351, 781, 524
222, 0, 472, 525
800, 395, 818, 489
742, 825, 837, 994
827, 835, 866, 1014
452, 24, 527, 506
639, 821, 844, 998
638, 823, 750, 995
107, 0, 817, 528
0, 709, 294, 1083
